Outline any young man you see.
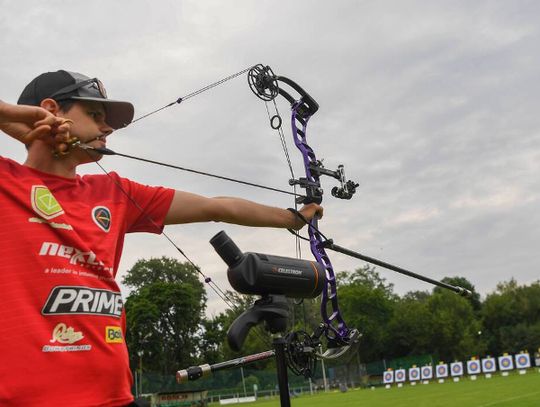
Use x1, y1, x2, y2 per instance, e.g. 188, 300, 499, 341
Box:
0, 70, 322, 406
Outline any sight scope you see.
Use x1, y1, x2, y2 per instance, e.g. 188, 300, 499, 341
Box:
210, 231, 325, 299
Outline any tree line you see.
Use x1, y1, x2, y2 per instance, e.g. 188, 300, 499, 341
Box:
123, 257, 540, 378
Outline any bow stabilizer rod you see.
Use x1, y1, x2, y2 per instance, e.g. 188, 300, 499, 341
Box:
322, 240, 473, 297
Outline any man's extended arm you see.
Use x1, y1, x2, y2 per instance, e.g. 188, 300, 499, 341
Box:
164, 190, 322, 230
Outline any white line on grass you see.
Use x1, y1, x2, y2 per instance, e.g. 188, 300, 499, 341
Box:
476, 390, 540, 407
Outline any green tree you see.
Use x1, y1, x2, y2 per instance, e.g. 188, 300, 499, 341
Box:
123, 257, 206, 374
386, 292, 433, 357
337, 266, 397, 362
435, 276, 482, 312
482, 279, 540, 355
387, 288, 483, 361
427, 290, 485, 360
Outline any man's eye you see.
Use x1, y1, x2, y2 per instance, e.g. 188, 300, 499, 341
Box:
88, 111, 103, 119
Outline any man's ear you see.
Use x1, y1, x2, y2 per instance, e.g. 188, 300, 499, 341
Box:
40, 98, 60, 114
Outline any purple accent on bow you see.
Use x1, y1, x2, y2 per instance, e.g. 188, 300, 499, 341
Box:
290, 101, 349, 342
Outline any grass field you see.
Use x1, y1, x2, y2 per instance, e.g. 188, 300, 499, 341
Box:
225, 370, 540, 407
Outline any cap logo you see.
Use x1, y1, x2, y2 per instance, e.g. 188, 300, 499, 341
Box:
92, 206, 111, 232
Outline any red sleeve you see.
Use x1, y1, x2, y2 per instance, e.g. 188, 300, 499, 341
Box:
116, 175, 175, 234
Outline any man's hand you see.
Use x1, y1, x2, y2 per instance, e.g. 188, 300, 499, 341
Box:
291, 203, 324, 230
0, 100, 73, 152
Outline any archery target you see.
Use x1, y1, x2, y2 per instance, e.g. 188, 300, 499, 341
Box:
383, 371, 394, 384
498, 355, 514, 371
421, 366, 433, 380
450, 362, 463, 376
481, 358, 496, 373
395, 369, 406, 383
436, 364, 448, 378
409, 367, 420, 381
467, 360, 481, 375
515, 353, 531, 369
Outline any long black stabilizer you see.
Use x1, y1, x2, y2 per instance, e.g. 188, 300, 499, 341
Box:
321, 240, 472, 297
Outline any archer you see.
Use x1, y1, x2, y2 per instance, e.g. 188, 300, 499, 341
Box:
0, 70, 322, 406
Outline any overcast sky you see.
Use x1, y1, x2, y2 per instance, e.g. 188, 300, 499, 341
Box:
2, 1, 539, 315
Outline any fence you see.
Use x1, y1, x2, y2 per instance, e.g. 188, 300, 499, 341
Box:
132, 352, 436, 401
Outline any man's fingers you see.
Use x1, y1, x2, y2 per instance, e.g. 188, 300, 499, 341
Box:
34, 116, 58, 128
21, 125, 52, 144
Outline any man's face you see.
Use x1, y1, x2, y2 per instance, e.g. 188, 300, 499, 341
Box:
61, 100, 113, 148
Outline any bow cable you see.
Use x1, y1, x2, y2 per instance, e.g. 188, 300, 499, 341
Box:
130, 66, 255, 125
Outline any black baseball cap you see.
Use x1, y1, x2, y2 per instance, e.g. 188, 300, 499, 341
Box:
17, 70, 134, 129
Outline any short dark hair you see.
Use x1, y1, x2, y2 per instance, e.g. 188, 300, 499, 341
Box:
57, 99, 75, 112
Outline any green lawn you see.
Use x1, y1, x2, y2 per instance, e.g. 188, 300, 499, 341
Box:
233, 370, 540, 407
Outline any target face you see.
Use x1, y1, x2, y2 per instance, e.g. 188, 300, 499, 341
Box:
436, 365, 448, 377
499, 356, 513, 370
383, 372, 394, 383
516, 354, 530, 368
468, 361, 480, 374
451, 362, 463, 376
421, 367, 432, 379
410, 369, 419, 380
396, 370, 406, 382
482, 358, 496, 372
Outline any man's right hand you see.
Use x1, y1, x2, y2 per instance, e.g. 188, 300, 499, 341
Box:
0, 100, 72, 152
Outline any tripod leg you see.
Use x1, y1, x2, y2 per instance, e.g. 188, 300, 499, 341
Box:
274, 337, 291, 407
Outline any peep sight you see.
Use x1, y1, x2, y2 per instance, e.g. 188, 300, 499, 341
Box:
210, 231, 325, 299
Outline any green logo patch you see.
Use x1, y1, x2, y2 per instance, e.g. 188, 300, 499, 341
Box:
31, 185, 64, 220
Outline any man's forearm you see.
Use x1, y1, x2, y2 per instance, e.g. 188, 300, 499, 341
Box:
211, 196, 298, 228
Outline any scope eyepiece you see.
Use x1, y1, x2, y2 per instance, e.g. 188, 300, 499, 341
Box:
210, 230, 244, 267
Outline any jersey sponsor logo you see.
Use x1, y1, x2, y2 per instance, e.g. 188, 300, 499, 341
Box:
42, 344, 92, 352
50, 323, 84, 344
42, 286, 123, 318
38, 242, 114, 273
106, 326, 124, 343
92, 206, 112, 232
31, 185, 64, 220
42, 322, 92, 352
28, 216, 73, 230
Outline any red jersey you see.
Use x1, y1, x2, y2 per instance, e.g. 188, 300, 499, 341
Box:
0, 156, 175, 406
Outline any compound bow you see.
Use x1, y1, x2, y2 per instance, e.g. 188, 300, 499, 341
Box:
72, 63, 470, 386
